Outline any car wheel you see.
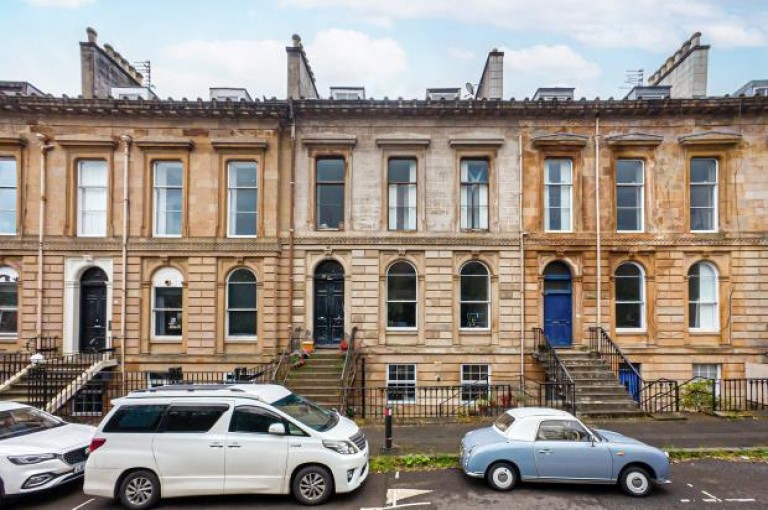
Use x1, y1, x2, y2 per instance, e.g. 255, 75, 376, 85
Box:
620, 466, 653, 497
486, 462, 518, 491
293, 465, 333, 506
118, 470, 160, 510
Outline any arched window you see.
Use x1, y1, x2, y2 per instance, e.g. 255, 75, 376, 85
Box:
152, 267, 184, 338
460, 262, 490, 329
387, 262, 417, 329
689, 262, 718, 331
0, 267, 19, 336
615, 263, 645, 330
227, 268, 258, 337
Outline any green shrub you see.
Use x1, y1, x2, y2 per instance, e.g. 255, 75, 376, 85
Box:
681, 379, 715, 412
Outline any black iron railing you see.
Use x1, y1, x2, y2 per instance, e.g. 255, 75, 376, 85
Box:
0, 352, 31, 385
588, 326, 641, 386
639, 378, 680, 413
27, 351, 113, 410
345, 384, 515, 420
707, 378, 768, 412
532, 327, 576, 414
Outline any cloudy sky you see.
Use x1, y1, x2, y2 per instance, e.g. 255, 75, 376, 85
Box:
2, 0, 767, 100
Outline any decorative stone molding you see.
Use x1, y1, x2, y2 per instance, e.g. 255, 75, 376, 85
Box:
302, 135, 357, 147
0, 134, 27, 147
448, 137, 504, 148
375, 136, 431, 147
678, 131, 742, 146
531, 132, 589, 148
605, 132, 664, 147
211, 138, 268, 150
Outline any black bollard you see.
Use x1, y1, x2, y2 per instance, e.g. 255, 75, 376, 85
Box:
384, 406, 393, 451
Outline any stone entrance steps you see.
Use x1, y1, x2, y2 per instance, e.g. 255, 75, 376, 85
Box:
556, 350, 645, 418
284, 350, 345, 409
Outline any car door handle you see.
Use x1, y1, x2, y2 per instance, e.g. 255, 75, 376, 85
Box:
290, 444, 302, 448
537, 449, 552, 454
209, 443, 224, 448
227, 444, 241, 449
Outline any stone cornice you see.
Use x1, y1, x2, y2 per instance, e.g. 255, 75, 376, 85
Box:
375, 136, 431, 148
211, 138, 269, 151
1, 95, 767, 120
0, 134, 27, 147
449, 137, 505, 148
301, 135, 357, 147
605, 132, 664, 147
678, 130, 743, 146
531, 132, 589, 148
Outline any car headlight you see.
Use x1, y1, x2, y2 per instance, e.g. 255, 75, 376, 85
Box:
323, 440, 357, 455
8, 453, 57, 465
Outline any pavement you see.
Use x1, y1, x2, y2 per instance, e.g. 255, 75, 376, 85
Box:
361, 414, 768, 454
16, 459, 768, 509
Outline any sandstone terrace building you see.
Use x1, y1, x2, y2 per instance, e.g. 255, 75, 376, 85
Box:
0, 30, 766, 404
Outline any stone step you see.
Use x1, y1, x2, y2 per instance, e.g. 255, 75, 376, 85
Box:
576, 394, 639, 403
576, 386, 632, 395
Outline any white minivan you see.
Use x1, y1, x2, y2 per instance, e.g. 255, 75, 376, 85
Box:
84, 384, 369, 509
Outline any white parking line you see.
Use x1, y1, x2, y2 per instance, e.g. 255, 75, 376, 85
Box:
701, 490, 722, 502
71, 498, 95, 510
724, 499, 757, 503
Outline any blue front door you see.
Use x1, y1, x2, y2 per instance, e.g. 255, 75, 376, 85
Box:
543, 262, 573, 347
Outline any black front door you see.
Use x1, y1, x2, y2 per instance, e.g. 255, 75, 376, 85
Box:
314, 261, 344, 347
80, 267, 107, 353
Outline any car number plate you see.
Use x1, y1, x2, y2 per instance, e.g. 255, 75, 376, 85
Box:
73, 463, 85, 474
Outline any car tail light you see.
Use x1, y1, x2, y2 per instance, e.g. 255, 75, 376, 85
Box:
88, 438, 106, 454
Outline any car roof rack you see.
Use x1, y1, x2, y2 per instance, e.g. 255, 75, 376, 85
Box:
132, 384, 247, 393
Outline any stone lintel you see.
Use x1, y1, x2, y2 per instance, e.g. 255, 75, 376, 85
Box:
0, 134, 27, 147
605, 132, 664, 147
449, 137, 504, 148
531, 133, 589, 148
678, 131, 742, 146
375, 136, 431, 148
55, 134, 117, 148
302, 136, 357, 147
211, 138, 269, 151
135, 136, 195, 150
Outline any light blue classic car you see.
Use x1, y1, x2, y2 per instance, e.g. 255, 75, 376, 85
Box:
460, 407, 670, 497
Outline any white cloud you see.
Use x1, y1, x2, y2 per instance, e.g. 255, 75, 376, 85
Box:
281, 0, 768, 50
449, 48, 476, 61
154, 29, 408, 99
502, 45, 602, 97
306, 29, 408, 97
25, 0, 95, 7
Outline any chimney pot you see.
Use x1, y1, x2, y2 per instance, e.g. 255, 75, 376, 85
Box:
86, 27, 98, 44
292, 34, 302, 47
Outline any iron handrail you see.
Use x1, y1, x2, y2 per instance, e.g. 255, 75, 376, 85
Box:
532, 327, 575, 385
588, 326, 643, 385
339, 327, 359, 412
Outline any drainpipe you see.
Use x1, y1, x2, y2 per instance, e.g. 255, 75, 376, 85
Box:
518, 133, 526, 384
287, 100, 297, 351
119, 135, 132, 383
594, 114, 602, 328
34, 134, 54, 345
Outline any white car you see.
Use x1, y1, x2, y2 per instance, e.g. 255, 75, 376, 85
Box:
84, 384, 369, 509
0, 401, 95, 502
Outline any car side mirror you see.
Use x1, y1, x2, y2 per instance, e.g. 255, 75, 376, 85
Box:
268, 423, 287, 435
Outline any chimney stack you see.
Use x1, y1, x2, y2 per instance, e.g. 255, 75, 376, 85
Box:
286, 34, 319, 99
647, 32, 709, 98
475, 49, 504, 100
80, 27, 144, 99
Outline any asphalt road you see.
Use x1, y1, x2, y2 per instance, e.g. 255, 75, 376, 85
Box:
11, 459, 767, 510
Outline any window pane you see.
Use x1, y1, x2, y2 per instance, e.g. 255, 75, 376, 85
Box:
317, 184, 344, 228
617, 209, 640, 231
615, 275, 641, 301
461, 160, 488, 183
155, 287, 182, 309
690, 186, 714, 208
0, 159, 16, 187
387, 302, 416, 328
316, 158, 345, 182
229, 162, 258, 187
78, 160, 107, 186
0, 310, 17, 334
691, 159, 716, 183
388, 364, 415, 381
229, 268, 257, 283
161, 406, 228, 433
461, 274, 488, 301
461, 303, 489, 328
104, 405, 167, 433
233, 188, 257, 212
690, 208, 714, 231
388, 159, 416, 183
230, 407, 281, 433
0, 282, 18, 307
155, 310, 182, 336
617, 187, 641, 208
616, 160, 643, 184
155, 162, 183, 186
546, 159, 571, 184
234, 212, 257, 236
228, 282, 257, 309
388, 274, 417, 301
0, 210, 16, 235
228, 311, 257, 336
616, 303, 642, 328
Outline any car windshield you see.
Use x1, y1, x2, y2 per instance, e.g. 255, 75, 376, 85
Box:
0, 407, 64, 440
271, 393, 339, 432
493, 412, 515, 432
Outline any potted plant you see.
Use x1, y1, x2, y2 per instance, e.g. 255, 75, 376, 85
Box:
339, 338, 349, 352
